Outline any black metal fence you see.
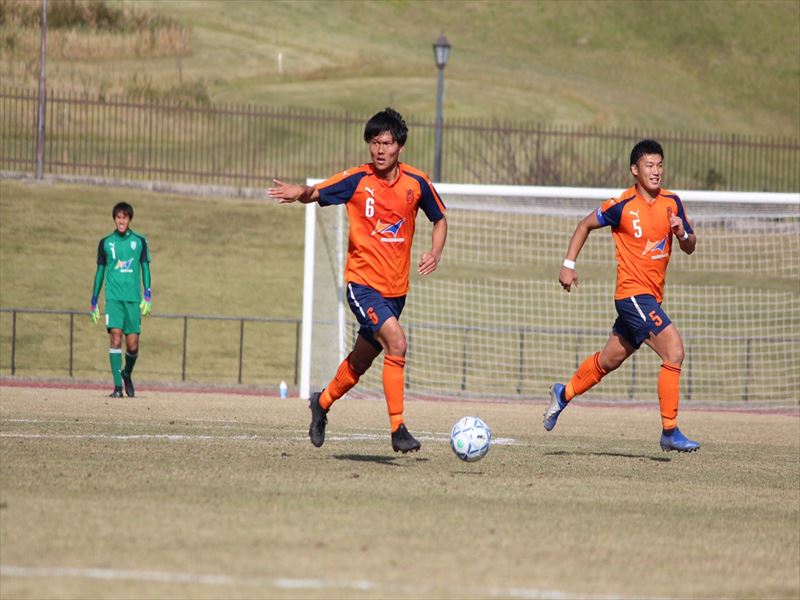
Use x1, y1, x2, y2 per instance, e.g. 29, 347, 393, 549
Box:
2, 87, 798, 191
0, 307, 302, 387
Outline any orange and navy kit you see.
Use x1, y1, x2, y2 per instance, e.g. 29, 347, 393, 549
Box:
596, 186, 693, 303
316, 162, 446, 297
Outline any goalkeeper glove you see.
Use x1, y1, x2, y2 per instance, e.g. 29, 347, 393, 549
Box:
90, 296, 100, 324
140, 288, 152, 316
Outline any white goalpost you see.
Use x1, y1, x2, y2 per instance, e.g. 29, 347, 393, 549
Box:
300, 182, 800, 405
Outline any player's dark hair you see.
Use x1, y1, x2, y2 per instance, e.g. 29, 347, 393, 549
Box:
363, 107, 408, 146
112, 202, 133, 220
630, 139, 664, 166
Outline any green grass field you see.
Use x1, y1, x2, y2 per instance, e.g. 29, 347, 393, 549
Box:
2, 0, 798, 137
1, 383, 798, 598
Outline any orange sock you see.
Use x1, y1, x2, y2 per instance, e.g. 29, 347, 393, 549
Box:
565, 352, 608, 401
658, 361, 681, 430
383, 354, 405, 432
319, 354, 360, 410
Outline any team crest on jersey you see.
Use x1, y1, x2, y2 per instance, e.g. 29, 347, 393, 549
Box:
406, 189, 414, 204
371, 218, 406, 243
131, 241, 137, 250
115, 258, 134, 272
642, 236, 669, 260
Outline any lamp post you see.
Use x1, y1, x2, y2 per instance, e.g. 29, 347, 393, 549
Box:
432, 32, 451, 183
35, 0, 48, 180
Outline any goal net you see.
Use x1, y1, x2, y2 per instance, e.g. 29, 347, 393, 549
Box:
301, 182, 800, 406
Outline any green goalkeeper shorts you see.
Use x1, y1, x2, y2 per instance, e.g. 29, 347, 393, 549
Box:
105, 300, 142, 334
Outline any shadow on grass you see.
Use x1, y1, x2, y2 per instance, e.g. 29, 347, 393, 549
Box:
333, 454, 430, 466
545, 450, 671, 462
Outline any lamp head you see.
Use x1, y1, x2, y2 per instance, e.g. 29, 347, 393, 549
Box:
433, 32, 451, 69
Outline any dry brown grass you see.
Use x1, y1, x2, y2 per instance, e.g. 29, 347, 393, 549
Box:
1, 383, 798, 599
2, 25, 191, 60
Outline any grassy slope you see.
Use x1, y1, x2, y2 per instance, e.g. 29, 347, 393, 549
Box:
0, 179, 306, 384
0, 179, 304, 316
4, 0, 798, 136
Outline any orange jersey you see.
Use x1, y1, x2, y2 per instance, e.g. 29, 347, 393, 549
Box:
316, 163, 446, 297
596, 186, 693, 302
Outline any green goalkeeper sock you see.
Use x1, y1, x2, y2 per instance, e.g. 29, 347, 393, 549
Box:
124, 351, 138, 376
109, 349, 123, 387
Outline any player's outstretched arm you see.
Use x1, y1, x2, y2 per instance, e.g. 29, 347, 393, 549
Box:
268, 179, 320, 204
418, 216, 447, 276
90, 265, 105, 323
559, 211, 601, 293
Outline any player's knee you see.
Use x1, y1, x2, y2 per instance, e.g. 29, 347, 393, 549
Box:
664, 347, 685, 365
388, 336, 407, 357
376, 330, 407, 357
598, 348, 627, 373
349, 354, 374, 376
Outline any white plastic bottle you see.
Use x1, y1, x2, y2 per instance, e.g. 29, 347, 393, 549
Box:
279, 381, 288, 399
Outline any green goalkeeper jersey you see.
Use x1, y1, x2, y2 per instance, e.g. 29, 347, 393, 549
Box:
94, 229, 151, 302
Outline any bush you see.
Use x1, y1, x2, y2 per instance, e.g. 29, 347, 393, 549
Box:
2, 0, 184, 33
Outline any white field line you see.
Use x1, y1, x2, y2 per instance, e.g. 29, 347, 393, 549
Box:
0, 431, 519, 446
0, 433, 260, 441
0, 564, 619, 599
0, 423, 520, 445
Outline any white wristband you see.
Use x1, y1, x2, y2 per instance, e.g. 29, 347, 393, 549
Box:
563, 259, 576, 270
680, 230, 689, 241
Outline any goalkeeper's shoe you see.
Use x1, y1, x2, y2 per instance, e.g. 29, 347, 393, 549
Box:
391, 424, 421, 453
660, 428, 700, 452
121, 371, 135, 398
308, 391, 328, 448
109, 387, 123, 398
543, 383, 568, 431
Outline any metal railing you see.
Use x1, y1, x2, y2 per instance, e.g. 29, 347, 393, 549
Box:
0, 307, 301, 386
2, 87, 798, 191
2, 307, 796, 402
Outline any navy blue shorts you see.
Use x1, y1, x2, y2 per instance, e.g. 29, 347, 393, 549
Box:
612, 294, 672, 349
346, 282, 406, 352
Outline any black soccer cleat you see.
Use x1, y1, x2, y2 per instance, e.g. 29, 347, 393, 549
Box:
308, 391, 328, 448
121, 371, 135, 397
391, 424, 421, 453
109, 387, 123, 398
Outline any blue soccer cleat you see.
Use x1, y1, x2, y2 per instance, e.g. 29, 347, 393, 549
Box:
660, 427, 700, 452
543, 383, 568, 431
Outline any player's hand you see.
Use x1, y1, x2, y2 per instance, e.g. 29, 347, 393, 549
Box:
667, 207, 684, 238
90, 296, 100, 324
268, 179, 305, 204
559, 266, 578, 292
418, 251, 440, 275
140, 288, 152, 316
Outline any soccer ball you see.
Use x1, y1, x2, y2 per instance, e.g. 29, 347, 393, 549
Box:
450, 416, 491, 462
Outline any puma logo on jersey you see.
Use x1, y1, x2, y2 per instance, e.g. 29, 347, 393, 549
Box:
629, 210, 640, 218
